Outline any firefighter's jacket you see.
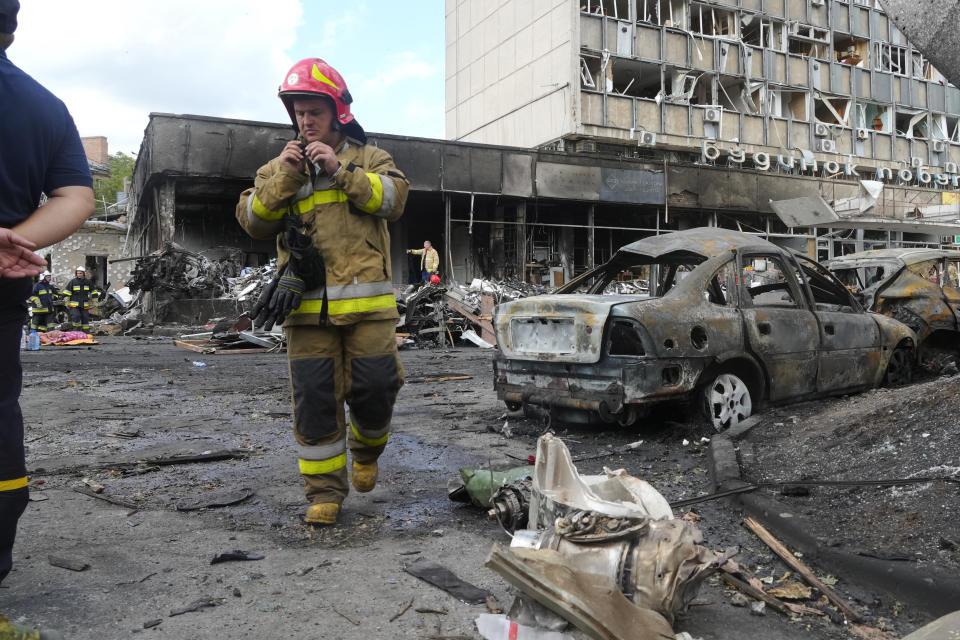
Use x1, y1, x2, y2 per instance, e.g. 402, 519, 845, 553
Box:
411, 247, 439, 273
63, 277, 100, 309
235, 138, 409, 327
28, 281, 57, 313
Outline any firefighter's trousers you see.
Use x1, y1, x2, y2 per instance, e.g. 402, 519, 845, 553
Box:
30, 311, 50, 331
0, 279, 31, 584
285, 319, 404, 505
68, 306, 90, 331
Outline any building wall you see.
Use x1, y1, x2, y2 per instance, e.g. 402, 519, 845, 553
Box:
45, 225, 132, 292
446, 0, 576, 146
81, 136, 109, 165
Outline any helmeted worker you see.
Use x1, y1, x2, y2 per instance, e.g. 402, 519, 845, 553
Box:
62, 266, 100, 331
0, 2, 94, 634
407, 240, 439, 282
235, 58, 409, 525
27, 270, 56, 331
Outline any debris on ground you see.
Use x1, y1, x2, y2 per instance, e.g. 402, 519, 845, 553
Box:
484, 434, 729, 639
475, 613, 577, 640
175, 487, 254, 511
448, 466, 532, 509
168, 597, 224, 617
396, 277, 546, 349
403, 559, 492, 605
36, 330, 97, 346
48, 555, 90, 572
210, 550, 265, 565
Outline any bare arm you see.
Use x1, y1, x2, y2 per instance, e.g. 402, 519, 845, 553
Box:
12, 185, 95, 248
0, 228, 46, 278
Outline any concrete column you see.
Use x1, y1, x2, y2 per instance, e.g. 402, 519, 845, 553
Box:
517, 203, 527, 280
444, 194, 453, 282
157, 180, 176, 246
587, 205, 596, 269
492, 205, 505, 279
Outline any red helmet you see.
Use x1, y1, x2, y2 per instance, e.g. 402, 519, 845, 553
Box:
430, 274, 441, 284
279, 58, 366, 141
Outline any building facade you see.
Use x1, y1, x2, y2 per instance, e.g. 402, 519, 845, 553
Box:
446, 0, 960, 259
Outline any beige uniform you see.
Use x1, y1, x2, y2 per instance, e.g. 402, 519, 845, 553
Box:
236, 137, 409, 504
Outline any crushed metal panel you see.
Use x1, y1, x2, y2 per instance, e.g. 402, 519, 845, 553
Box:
536, 162, 601, 201
502, 153, 534, 197
769, 196, 840, 227
598, 168, 664, 204
758, 174, 828, 213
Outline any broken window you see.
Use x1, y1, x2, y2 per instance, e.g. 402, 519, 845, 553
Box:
741, 255, 798, 308
718, 76, 760, 114
895, 109, 928, 138
581, 55, 602, 91
932, 114, 950, 141
874, 42, 907, 75
766, 89, 807, 121
690, 3, 737, 38
814, 94, 851, 127
795, 256, 856, 311
705, 260, 735, 306
638, 0, 688, 28
858, 103, 891, 133
611, 59, 661, 97
787, 23, 830, 59
833, 35, 868, 67
741, 16, 786, 51
582, 0, 629, 19
663, 68, 707, 104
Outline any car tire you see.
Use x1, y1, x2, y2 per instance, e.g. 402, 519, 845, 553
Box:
504, 400, 522, 412
701, 372, 753, 432
883, 346, 914, 387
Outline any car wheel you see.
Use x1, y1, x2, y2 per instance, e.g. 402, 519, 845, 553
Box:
883, 347, 914, 387
702, 372, 753, 431
504, 400, 522, 412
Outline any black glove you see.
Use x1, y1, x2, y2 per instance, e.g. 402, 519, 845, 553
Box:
251, 266, 284, 331
268, 270, 306, 327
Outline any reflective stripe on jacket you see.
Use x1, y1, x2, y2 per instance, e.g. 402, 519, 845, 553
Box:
411, 247, 439, 273
29, 282, 56, 312
62, 277, 100, 309
235, 138, 409, 326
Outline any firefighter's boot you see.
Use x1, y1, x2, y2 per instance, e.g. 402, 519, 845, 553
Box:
351, 461, 378, 493
0, 612, 64, 640
304, 502, 339, 525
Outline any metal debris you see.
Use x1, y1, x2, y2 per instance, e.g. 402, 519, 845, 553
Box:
403, 559, 492, 605
210, 550, 265, 565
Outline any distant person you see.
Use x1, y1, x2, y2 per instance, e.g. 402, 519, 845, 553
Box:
0, 1, 94, 634
235, 58, 409, 525
62, 265, 100, 331
407, 240, 439, 282
27, 270, 56, 331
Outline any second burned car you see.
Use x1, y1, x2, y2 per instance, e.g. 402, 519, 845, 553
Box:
493, 228, 916, 430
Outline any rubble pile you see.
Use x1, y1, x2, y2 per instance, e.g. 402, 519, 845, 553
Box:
126, 242, 244, 299
397, 277, 546, 348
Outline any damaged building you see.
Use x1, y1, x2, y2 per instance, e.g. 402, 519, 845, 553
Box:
125, 1, 960, 317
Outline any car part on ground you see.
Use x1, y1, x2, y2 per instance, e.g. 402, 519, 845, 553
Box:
494, 228, 917, 429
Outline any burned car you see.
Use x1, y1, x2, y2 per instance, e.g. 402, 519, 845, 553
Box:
828, 249, 960, 362
493, 228, 916, 429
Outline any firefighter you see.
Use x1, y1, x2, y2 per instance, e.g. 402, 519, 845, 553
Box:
27, 270, 56, 331
406, 240, 440, 282
62, 266, 100, 331
235, 58, 409, 525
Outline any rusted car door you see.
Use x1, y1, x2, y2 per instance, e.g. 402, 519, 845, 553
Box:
736, 251, 819, 401
794, 255, 881, 392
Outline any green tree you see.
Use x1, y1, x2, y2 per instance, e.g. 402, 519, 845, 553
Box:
93, 152, 136, 215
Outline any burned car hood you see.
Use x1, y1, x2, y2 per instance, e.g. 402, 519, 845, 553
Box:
495, 294, 643, 363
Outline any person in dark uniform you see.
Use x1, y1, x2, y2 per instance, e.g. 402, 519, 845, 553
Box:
0, 4, 94, 635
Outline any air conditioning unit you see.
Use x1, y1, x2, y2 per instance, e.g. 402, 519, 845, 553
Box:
814, 123, 830, 137
933, 139, 947, 153
817, 139, 836, 153
703, 108, 722, 123
857, 128, 870, 140
911, 156, 923, 168
638, 131, 657, 146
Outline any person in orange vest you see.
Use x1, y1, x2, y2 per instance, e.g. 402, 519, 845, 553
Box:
236, 58, 409, 525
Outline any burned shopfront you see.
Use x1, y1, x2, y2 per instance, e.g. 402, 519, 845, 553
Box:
125, 112, 960, 323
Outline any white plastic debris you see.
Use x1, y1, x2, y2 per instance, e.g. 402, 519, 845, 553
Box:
462, 328, 494, 348
476, 614, 576, 640
682, 439, 690, 446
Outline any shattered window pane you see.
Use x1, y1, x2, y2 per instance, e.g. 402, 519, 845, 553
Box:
796, 256, 856, 310
741, 255, 797, 308
705, 260, 734, 306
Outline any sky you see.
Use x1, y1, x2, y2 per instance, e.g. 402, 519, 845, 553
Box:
8, 1, 445, 156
